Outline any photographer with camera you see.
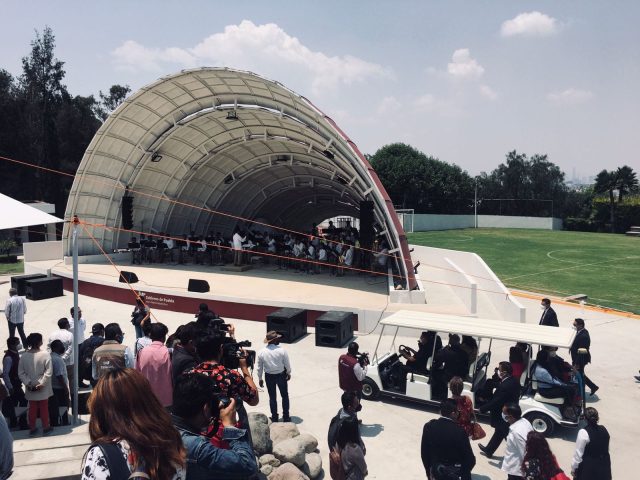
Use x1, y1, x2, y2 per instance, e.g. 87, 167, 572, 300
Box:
172, 373, 258, 479
338, 342, 369, 406
257, 331, 292, 422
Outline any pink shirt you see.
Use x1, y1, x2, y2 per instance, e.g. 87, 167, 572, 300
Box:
135, 341, 173, 407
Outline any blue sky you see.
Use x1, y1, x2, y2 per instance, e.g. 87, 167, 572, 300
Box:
2, 1, 639, 178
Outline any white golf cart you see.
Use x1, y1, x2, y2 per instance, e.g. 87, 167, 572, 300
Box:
361, 310, 580, 436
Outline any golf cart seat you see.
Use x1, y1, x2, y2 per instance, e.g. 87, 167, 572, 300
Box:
531, 379, 564, 405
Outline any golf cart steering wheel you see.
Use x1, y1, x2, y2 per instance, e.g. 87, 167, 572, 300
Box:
399, 345, 417, 357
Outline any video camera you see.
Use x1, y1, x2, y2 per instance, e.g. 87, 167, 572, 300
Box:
356, 352, 370, 367
221, 338, 256, 370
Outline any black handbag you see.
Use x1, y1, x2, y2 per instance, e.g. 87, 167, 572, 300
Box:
431, 463, 462, 480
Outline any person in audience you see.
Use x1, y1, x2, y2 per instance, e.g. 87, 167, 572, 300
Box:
92, 323, 134, 380
48, 318, 75, 394
336, 417, 368, 480
134, 320, 153, 358
136, 323, 173, 408
449, 376, 475, 437
522, 431, 567, 480
500, 403, 533, 480
81, 368, 185, 479
0, 415, 13, 479
421, 399, 475, 480
171, 322, 200, 385
327, 391, 364, 451
2, 336, 28, 430
47, 339, 70, 427
79, 323, 105, 387
172, 373, 258, 479
68, 307, 87, 345
131, 294, 150, 339
18, 333, 53, 436
5, 287, 28, 350
571, 407, 611, 480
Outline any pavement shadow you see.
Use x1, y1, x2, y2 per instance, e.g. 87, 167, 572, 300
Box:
359, 423, 384, 437
472, 475, 492, 480
287, 416, 304, 425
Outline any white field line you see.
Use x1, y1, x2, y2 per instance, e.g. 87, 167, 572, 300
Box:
503, 255, 640, 280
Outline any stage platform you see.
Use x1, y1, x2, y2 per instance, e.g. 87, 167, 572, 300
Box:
26, 259, 398, 331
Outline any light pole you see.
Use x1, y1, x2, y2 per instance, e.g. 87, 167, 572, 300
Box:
71, 215, 80, 425
474, 177, 478, 228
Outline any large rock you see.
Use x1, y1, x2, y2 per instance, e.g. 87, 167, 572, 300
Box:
270, 422, 300, 445
272, 438, 306, 467
249, 411, 270, 426
249, 418, 273, 455
295, 433, 318, 454
261, 464, 274, 476
301, 452, 323, 479
268, 462, 310, 480
260, 454, 281, 468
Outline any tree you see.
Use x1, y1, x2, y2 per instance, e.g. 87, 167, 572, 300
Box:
615, 165, 638, 203
96, 84, 131, 121
370, 143, 474, 213
593, 169, 618, 232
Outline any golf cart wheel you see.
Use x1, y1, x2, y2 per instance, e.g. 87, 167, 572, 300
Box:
361, 378, 380, 400
525, 412, 555, 436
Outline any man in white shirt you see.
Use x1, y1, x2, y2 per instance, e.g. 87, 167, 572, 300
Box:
257, 331, 292, 422
232, 229, 246, 266
501, 403, 533, 480
68, 307, 87, 344
49, 318, 75, 391
5, 288, 28, 348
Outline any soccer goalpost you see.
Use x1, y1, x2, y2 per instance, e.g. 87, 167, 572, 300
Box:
396, 209, 415, 233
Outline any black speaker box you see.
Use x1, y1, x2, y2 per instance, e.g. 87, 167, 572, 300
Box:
359, 200, 375, 249
188, 279, 210, 293
119, 271, 139, 284
266, 308, 307, 343
11, 274, 47, 296
25, 277, 63, 300
315, 311, 354, 348
121, 195, 134, 230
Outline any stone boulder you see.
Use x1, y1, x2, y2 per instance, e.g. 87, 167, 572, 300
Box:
272, 438, 306, 467
270, 422, 300, 445
295, 433, 318, 454
268, 462, 310, 480
301, 452, 322, 479
259, 454, 281, 468
261, 464, 274, 476
250, 415, 273, 455
249, 411, 270, 425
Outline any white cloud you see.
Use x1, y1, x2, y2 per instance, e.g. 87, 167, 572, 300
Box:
111, 20, 390, 94
500, 12, 560, 37
547, 88, 594, 105
479, 84, 498, 100
377, 96, 402, 115
447, 49, 485, 80
416, 94, 436, 109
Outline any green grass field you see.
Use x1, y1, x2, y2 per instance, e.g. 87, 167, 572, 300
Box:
0, 260, 24, 276
408, 228, 640, 314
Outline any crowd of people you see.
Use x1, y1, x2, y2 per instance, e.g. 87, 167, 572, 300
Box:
0, 290, 614, 480
125, 221, 393, 278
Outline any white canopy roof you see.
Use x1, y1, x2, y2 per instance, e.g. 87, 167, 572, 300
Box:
381, 310, 576, 348
0, 193, 62, 230
63, 68, 416, 288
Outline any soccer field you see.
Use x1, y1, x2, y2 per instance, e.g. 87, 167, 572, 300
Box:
408, 228, 640, 314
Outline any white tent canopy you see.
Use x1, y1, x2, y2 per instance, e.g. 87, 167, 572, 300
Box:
0, 193, 63, 230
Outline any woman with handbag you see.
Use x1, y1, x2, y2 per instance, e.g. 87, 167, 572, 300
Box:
81, 368, 185, 479
522, 431, 569, 480
448, 376, 484, 440
335, 417, 367, 480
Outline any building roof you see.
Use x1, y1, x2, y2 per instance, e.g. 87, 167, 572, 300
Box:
63, 68, 416, 288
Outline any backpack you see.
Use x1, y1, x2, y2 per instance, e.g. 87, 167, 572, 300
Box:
329, 445, 346, 480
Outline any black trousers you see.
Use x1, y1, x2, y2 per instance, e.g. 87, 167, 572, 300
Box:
485, 418, 509, 455
576, 365, 598, 392
265, 372, 289, 418
48, 388, 69, 426
1, 385, 28, 428
508, 476, 524, 480
7, 321, 28, 348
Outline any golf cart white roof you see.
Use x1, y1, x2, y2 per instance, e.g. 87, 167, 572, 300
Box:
380, 310, 576, 348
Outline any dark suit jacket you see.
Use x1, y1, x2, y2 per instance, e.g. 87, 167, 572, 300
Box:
479, 375, 520, 427
539, 307, 559, 327
421, 417, 475, 480
570, 328, 592, 364
434, 345, 469, 379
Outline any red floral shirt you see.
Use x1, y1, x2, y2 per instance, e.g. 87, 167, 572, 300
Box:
189, 361, 257, 402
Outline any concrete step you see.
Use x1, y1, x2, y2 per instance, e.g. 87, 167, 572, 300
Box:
11, 419, 90, 480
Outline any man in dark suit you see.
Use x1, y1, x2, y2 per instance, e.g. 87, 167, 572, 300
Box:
478, 361, 521, 457
421, 399, 475, 480
539, 298, 559, 327
570, 318, 599, 396
431, 334, 469, 399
